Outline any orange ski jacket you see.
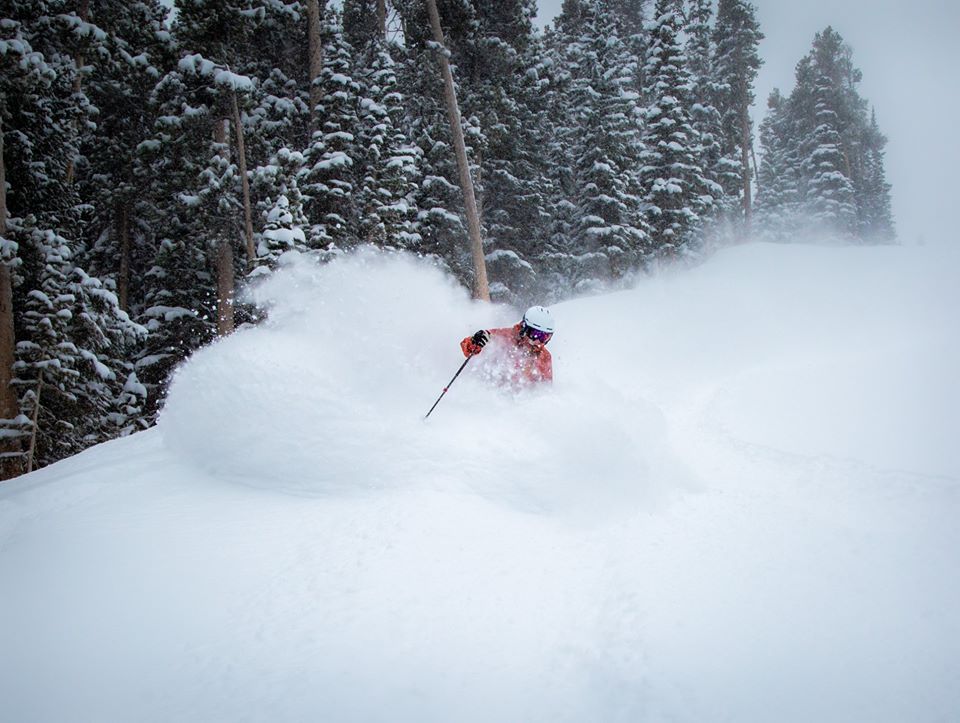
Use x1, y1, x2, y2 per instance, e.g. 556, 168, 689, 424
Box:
460, 324, 553, 385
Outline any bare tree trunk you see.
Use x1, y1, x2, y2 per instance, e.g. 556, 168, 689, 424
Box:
213, 119, 235, 336
740, 103, 752, 234
216, 237, 235, 336
0, 117, 23, 480
231, 90, 256, 268
117, 202, 131, 311
65, 0, 91, 185
424, 0, 490, 302
306, 0, 324, 136
377, 0, 387, 38
25, 374, 42, 475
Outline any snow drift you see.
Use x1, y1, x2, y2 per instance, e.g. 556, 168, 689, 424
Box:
1, 242, 958, 723
161, 247, 679, 516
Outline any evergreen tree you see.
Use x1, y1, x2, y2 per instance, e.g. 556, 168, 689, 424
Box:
256, 193, 308, 270
797, 28, 891, 242
393, 0, 557, 301
754, 89, 801, 241
230, 0, 311, 173
355, 41, 422, 250
343, 0, 384, 51
393, 8, 476, 285
759, 27, 894, 243
134, 64, 219, 417
15, 227, 145, 463
858, 110, 895, 242
0, 1, 148, 469
640, 0, 711, 258
77, 0, 175, 314
252, 147, 311, 272
546, 0, 650, 290
133, 51, 250, 410
460, 0, 551, 302
712, 0, 763, 228
303, 14, 363, 249
685, 0, 726, 229
800, 69, 857, 237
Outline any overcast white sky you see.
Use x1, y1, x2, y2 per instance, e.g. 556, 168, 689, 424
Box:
536, 0, 960, 245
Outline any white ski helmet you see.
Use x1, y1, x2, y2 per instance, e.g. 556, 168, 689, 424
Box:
522, 305, 555, 334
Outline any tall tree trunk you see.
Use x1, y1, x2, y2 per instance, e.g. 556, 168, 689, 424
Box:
117, 202, 131, 311
231, 90, 256, 268
740, 102, 752, 233
216, 237, 235, 336
65, 0, 91, 185
25, 374, 42, 475
306, 0, 324, 136
0, 117, 22, 480
842, 146, 853, 180
213, 119, 235, 337
424, 0, 490, 302
377, 0, 387, 38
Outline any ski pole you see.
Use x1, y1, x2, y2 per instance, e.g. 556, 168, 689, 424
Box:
424, 355, 473, 420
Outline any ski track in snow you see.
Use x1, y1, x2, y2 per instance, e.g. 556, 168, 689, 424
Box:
2, 243, 959, 722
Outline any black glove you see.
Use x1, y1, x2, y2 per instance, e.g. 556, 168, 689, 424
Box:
471, 330, 490, 349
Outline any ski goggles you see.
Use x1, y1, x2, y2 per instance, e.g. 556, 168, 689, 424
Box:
523, 325, 553, 343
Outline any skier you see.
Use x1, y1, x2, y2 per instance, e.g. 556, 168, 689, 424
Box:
461, 306, 555, 386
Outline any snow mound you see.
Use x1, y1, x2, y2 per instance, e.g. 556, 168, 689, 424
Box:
4, 241, 960, 722
160, 248, 683, 517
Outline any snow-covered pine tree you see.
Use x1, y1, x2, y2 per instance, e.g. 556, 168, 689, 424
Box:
133, 71, 216, 416
0, 6, 85, 242
0, 118, 17, 476
343, 0, 382, 50
774, 27, 892, 242
684, 0, 726, 240
545, 0, 650, 292
251, 147, 310, 273
355, 40, 422, 250
134, 0, 310, 412
132, 35, 251, 411
534, 27, 578, 300
226, 0, 310, 181
754, 27, 894, 245
754, 89, 801, 241
457, 0, 550, 303
0, 4, 52, 471
390, 5, 476, 286
255, 193, 308, 272
302, 13, 363, 250
0, 2, 147, 472
342, 0, 423, 252
858, 109, 895, 243
16, 227, 146, 463
174, 0, 302, 275
800, 69, 857, 238
604, 0, 649, 98
712, 0, 763, 232
76, 0, 175, 315
640, 0, 712, 259
805, 28, 892, 243
175, 57, 262, 328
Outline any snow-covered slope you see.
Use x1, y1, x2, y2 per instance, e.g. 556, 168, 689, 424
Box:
2, 243, 958, 722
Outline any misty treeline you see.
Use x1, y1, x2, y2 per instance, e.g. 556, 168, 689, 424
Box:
0, 0, 893, 476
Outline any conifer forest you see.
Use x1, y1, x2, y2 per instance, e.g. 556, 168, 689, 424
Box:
0, 0, 895, 476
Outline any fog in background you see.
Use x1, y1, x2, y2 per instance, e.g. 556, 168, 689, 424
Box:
535, 0, 959, 246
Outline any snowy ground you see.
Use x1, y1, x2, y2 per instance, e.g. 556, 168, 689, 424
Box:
1, 242, 958, 722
